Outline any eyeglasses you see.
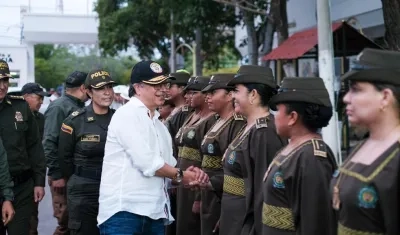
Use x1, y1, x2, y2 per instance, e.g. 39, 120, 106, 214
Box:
149, 83, 171, 90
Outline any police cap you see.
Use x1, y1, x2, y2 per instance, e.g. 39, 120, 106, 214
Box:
85, 69, 116, 89
21, 83, 50, 97
130, 61, 173, 85
65, 71, 88, 88
0, 59, 12, 80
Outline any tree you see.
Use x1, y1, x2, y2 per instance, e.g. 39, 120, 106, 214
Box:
381, 0, 400, 50
94, 0, 239, 73
34, 44, 136, 89
213, 0, 289, 65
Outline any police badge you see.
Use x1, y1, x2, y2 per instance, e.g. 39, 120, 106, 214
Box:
15, 111, 23, 121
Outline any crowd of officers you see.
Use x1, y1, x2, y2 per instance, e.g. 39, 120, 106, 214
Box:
0, 47, 399, 235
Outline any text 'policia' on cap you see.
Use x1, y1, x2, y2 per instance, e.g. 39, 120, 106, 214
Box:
85, 69, 116, 89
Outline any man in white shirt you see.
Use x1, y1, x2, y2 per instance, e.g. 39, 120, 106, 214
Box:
98, 60, 208, 235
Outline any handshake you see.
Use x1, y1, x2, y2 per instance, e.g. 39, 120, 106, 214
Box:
181, 166, 212, 190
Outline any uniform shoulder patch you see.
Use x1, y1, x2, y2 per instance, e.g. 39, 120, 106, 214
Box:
311, 139, 327, 158
256, 117, 269, 129
233, 113, 244, 121
8, 95, 24, 100
61, 123, 73, 135
182, 105, 189, 112
70, 109, 85, 119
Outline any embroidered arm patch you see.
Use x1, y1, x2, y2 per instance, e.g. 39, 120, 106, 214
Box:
61, 123, 73, 135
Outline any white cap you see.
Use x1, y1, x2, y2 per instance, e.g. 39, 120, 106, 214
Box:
113, 85, 128, 94
120, 86, 130, 101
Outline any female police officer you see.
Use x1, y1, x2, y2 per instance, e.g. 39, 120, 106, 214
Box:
58, 69, 116, 235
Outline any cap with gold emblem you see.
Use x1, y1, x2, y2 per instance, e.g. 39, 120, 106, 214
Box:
85, 69, 117, 89
228, 65, 277, 88
183, 76, 211, 91
0, 59, 12, 80
341, 48, 400, 86
269, 77, 332, 111
202, 73, 235, 92
131, 60, 173, 85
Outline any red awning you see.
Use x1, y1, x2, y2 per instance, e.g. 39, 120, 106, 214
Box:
262, 22, 380, 61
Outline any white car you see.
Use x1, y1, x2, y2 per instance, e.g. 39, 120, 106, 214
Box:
7, 87, 50, 114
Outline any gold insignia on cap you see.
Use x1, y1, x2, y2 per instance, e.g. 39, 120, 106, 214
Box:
90, 71, 110, 79
143, 75, 168, 85
0, 62, 9, 69
312, 139, 327, 158
150, 62, 163, 73
61, 123, 73, 135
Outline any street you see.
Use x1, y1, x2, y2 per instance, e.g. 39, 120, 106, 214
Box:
37, 175, 57, 235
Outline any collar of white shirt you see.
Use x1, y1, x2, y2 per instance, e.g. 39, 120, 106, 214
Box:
128, 97, 161, 120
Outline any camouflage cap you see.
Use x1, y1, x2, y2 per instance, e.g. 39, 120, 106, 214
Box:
269, 77, 332, 111
341, 48, 400, 86
0, 59, 12, 79
85, 69, 116, 89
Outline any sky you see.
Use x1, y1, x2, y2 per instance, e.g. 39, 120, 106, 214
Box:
0, 0, 97, 45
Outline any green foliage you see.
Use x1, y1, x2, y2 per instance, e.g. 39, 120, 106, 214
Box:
203, 66, 240, 76
34, 44, 136, 89
94, 0, 241, 69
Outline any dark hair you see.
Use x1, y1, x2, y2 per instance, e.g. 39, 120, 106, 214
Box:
244, 83, 277, 107
372, 82, 400, 106
163, 99, 175, 108
284, 102, 332, 132
129, 84, 135, 97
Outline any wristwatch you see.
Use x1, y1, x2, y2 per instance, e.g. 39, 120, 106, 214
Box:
173, 168, 184, 183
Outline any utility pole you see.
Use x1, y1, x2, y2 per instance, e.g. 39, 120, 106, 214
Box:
170, 11, 176, 73
316, 0, 342, 164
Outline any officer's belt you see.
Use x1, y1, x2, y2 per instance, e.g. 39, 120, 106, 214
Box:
74, 166, 102, 181
11, 169, 33, 186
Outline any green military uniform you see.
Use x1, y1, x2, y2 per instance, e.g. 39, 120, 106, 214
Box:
21, 82, 51, 235
0, 137, 14, 203
43, 71, 88, 235
0, 60, 46, 235
58, 69, 116, 235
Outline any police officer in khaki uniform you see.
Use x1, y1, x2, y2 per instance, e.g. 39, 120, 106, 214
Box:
43, 71, 89, 235
0, 60, 46, 235
21, 83, 50, 235
58, 69, 116, 235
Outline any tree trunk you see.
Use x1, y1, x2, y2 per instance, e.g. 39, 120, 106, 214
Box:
275, 0, 289, 45
260, 20, 276, 67
381, 0, 400, 50
195, 28, 203, 75
243, 10, 259, 65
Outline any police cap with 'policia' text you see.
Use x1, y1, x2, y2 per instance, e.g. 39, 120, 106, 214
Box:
130, 61, 173, 85
0, 59, 12, 80
65, 71, 88, 88
85, 69, 116, 89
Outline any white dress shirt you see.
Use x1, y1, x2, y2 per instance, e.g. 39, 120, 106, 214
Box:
97, 97, 177, 226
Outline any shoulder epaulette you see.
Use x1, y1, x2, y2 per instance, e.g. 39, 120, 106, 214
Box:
311, 139, 327, 158
233, 113, 244, 121
256, 116, 269, 129
8, 95, 24, 100
70, 109, 85, 119
182, 105, 189, 112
